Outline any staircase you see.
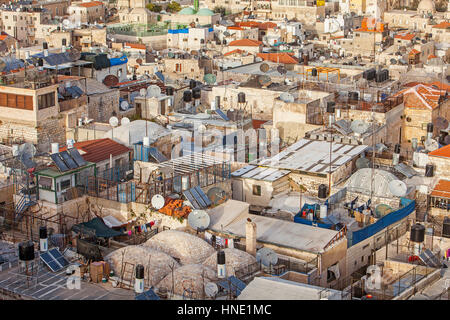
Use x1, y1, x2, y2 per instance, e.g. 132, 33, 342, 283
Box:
14, 194, 34, 222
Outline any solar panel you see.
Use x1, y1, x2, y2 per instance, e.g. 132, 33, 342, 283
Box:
194, 186, 212, 207
135, 289, 160, 300
155, 71, 165, 83
59, 151, 78, 170
217, 276, 246, 296
68, 148, 87, 167
50, 153, 69, 172
183, 189, 201, 209
40, 248, 69, 272
148, 147, 167, 163
190, 187, 207, 208
215, 109, 230, 121
419, 249, 441, 268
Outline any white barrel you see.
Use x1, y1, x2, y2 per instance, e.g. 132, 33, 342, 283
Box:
217, 264, 226, 279
181, 176, 189, 190
51, 143, 59, 154
12, 144, 19, 157
413, 242, 422, 256
336, 109, 341, 118
320, 204, 327, 219
392, 153, 400, 165
134, 278, 144, 294
307, 212, 314, 221
40, 238, 48, 252
143, 137, 150, 147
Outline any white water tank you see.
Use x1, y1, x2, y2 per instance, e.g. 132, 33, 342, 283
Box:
320, 204, 327, 219
51, 143, 59, 154
143, 136, 150, 147
12, 144, 19, 157
307, 212, 314, 221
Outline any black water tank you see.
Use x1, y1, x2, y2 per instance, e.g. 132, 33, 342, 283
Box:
238, 92, 246, 103
311, 68, 318, 77
216, 39, 221, 45
189, 79, 196, 89
39, 226, 47, 239
326, 101, 335, 113
318, 184, 327, 199
215, 96, 220, 109
18, 241, 35, 261
135, 264, 144, 279
425, 164, 434, 177
132, 74, 137, 80
217, 250, 225, 265
183, 90, 192, 102
38, 58, 44, 67
439, 132, 448, 145
43, 42, 48, 50
192, 87, 201, 99
222, 39, 227, 45
394, 143, 401, 154
443, 217, 450, 238
166, 86, 174, 96
62, 38, 66, 46
410, 224, 425, 243
427, 123, 434, 133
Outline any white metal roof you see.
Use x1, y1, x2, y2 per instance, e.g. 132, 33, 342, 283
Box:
157, 152, 226, 175
232, 165, 290, 182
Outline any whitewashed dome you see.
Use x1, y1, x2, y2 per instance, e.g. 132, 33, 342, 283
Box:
202, 248, 257, 276
417, 0, 436, 14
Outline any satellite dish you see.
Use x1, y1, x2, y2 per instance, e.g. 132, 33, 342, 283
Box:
109, 116, 119, 127
204, 282, 218, 298
375, 204, 393, 218
259, 63, 269, 73
277, 65, 287, 75
203, 73, 216, 85
168, 52, 175, 58
151, 194, 165, 210
136, 58, 143, 65
355, 157, 371, 169
103, 74, 119, 87
258, 75, 272, 87
207, 187, 228, 206
120, 100, 129, 111
121, 117, 130, 126
424, 138, 439, 152
388, 180, 407, 197
280, 92, 295, 103
187, 209, 210, 232
390, 58, 397, 65
350, 120, 370, 134
198, 124, 206, 134
223, 31, 230, 37
139, 88, 147, 97
18, 143, 37, 158
256, 247, 278, 267
147, 85, 161, 98
68, 48, 81, 61
434, 117, 449, 131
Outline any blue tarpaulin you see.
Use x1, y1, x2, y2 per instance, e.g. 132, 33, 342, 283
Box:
109, 55, 128, 66
168, 28, 189, 34
294, 203, 334, 229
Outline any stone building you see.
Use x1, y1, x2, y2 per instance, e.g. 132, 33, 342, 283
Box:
68, 1, 106, 24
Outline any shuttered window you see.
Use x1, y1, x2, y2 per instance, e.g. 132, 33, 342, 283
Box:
38, 92, 55, 110
0, 93, 33, 110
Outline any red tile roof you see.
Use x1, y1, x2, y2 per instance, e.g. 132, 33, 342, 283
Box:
224, 49, 244, 56
60, 139, 131, 163
395, 84, 445, 110
78, 1, 103, 7
409, 48, 421, 55
428, 144, 450, 159
259, 22, 277, 30
394, 33, 415, 41
257, 52, 298, 64
428, 54, 437, 59
125, 42, 146, 50
227, 26, 244, 31
228, 39, 262, 47
0, 35, 8, 41
432, 21, 450, 29
430, 179, 450, 199
252, 119, 267, 129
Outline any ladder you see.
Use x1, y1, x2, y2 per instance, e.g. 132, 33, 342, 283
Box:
119, 262, 135, 289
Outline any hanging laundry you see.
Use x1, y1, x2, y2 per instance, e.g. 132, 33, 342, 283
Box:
135, 226, 140, 233
141, 224, 147, 233
127, 230, 132, 236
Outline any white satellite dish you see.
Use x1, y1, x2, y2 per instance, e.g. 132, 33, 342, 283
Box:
120, 100, 130, 111
280, 92, 295, 103
388, 180, 407, 197
256, 247, 278, 267
424, 138, 439, 152
151, 194, 165, 210
139, 88, 146, 97
121, 117, 130, 126
204, 282, 218, 298
109, 116, 119, 127
188, 209, 210, 231
350, 120, 370, 134
147, 85, 161, 98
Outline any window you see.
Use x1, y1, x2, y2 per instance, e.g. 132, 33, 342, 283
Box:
175, 63, 182, 72
38, 92, 55, 110
0, 93, 33, 110
39, 177, 52, 190
252, 185, 261, 196
60, 179, 71, 190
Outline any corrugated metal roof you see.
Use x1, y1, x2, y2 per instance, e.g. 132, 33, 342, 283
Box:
60, 138, 131, 163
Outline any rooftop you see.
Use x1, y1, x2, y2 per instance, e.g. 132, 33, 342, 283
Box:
77, 1, 103, 8
228, 39, 262, 47
59, 139, 131, 164
430, 179, 450, 199
231, 165, 290, 182
257, 52, 298, 64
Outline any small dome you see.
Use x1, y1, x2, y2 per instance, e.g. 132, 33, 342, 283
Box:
345, 168, 399, 198
178, 7, 197, 15
202, 248, 257, 276
196, 8, 215, 16
417, 0, 435, 14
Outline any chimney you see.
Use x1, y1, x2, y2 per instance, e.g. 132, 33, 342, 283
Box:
245, 218, 257, 256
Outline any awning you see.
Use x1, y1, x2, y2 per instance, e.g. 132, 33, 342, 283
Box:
72, 217, 124, 238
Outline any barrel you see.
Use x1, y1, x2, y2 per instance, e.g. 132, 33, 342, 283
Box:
425, 164, 434, 177
39, 226, 47, 239
189, 79, 196, 89
238, 92, 246, 103
135, 264, 145, 279
43, 42, 48, 50
326, 101, 335, 113
410, 224, 425, 243
18, 241, 35, 261
318, 184, 328, 199
165, 86, 174, 96
427, 123, 434, 133
311, 68, 318, 77
183, 90, 192, 103
192, 88, 201, 99
217, 250, 225, 265
394, 144, 401, 154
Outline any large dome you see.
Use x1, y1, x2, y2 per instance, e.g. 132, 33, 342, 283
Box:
345, 168, 399, 198
178, 7, 197, 15
105, 245, 180, 286
142, 230, 215, 265
196, 8, 215, 16
202, 248, 257, 276
156, 264, 217, 298
417, 0, 436, 14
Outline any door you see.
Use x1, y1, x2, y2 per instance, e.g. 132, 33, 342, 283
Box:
232, 179, 244, 201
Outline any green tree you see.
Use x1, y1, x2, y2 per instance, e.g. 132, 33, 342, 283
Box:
213, 6, 226, 15
146, 3, 162, 12
166, 1, 181, 13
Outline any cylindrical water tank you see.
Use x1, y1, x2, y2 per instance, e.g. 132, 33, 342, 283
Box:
336, 109, 341, 118
67, 139, 74, 149
189, 79, 196, 89
318, 184, 327, 199
425, 164, 434, 177
39, 226, 48, 252
320, 204, 327, 219
12, 144, 19, 157
394, 144, 401, 154
166, 86, 174, 96
307, 212, 314, 221
134, 264, 145, 294
192, 88, 201, 99
183, 90, 192, 102
51, 143, 59, 154
393, 144, 401, 165
18, 241, 35, 261
238, 92, 246, 103
143, 137, 150, 147
411, 138, 418, 150
427, 123, 433, 139
215, 96, 220, 109
217, 251, 226, 279
410, 224, 425, 243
